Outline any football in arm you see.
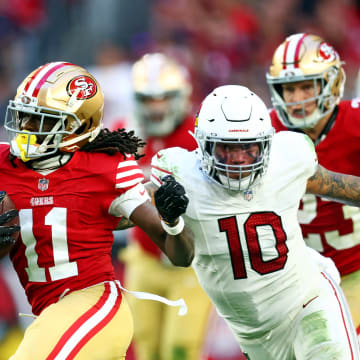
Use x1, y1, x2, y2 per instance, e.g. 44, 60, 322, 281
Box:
0, 192, 20, 242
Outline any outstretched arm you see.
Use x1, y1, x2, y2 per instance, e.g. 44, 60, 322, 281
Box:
115, 177, 194, 266
116, 180, 187, 229
306, 165, 360, 206
129, 194, 194, 267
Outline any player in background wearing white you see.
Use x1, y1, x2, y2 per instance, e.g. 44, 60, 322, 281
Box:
0, 61, 193, 360
119, 53, 213, 360
267, 33, 360, 338
147, 85, 360, 360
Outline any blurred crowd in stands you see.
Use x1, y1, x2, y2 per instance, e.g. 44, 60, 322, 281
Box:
1, 0, 360, 132
1, 0, 360, 358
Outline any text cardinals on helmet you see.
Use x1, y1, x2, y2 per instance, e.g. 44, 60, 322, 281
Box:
194, 85, 274, 192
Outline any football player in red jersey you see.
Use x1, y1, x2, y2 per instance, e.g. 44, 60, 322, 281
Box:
0, 61, 194, 360
266, 33, 360, 337
120, 53, 213, 360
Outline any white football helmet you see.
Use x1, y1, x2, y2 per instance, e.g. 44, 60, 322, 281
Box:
194, 85, 274, 191
5, 62, 104, 161
266, 33, 345, 129
132, 53, 192, 136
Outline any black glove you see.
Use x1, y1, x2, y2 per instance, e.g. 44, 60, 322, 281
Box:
0, 191, 20, 245
154, 175, 189, 224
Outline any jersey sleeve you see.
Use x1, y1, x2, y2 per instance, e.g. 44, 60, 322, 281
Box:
108, 154, 147, 218
115, 155, 145, 193
150, 147, 184, 186
109, 182, 150, 218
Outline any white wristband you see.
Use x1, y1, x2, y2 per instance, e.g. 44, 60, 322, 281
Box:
161, 216, 185, 236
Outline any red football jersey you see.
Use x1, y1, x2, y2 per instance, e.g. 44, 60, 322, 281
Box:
0, 145, 144, 315
271, 98, 360, 275
131, 115, 197, 258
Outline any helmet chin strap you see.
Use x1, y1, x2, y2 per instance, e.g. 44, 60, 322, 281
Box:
13, 119, 63, 161
39, 119, 64, 151
59, 125, 101, 150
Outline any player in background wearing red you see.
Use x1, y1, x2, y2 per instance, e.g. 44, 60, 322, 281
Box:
267, 33, 360, 338
0, 61, 193, 360
119, 53, 213, 360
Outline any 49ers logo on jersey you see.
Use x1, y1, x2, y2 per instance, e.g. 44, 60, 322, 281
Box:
318, 42, 338, 62
67, 75, 97, 99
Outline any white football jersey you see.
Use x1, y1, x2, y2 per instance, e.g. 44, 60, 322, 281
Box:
151, 131, 320, 338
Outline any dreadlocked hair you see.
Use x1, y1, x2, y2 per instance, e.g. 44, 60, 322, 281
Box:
9, 153, 17, 168
81, 128, 146, 160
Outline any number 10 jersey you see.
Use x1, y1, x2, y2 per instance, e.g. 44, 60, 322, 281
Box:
151, 131, 322, 338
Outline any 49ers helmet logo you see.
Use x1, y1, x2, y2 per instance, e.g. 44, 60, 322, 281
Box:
67, 75, 97, 99
318, 42, 338, 62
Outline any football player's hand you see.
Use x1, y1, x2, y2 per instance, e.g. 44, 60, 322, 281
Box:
154, 175, 189, 224
0, 191, 20, 245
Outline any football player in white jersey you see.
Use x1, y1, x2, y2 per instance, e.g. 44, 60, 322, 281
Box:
147, 85, 360, 359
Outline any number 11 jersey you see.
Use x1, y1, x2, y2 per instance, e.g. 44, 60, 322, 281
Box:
0, 144, 144, 315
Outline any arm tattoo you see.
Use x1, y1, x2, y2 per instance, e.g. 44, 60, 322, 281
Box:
116, 217, 134, 230
307, 165, 360, 206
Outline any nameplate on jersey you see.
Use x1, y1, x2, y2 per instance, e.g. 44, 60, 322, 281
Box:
30, 196, 54, 207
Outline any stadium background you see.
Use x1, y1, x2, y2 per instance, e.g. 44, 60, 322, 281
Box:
1, 0, 360, 359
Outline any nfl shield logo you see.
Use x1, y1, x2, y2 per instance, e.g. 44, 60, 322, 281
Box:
243, 190, 253, 201
38, 178, 49, 191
